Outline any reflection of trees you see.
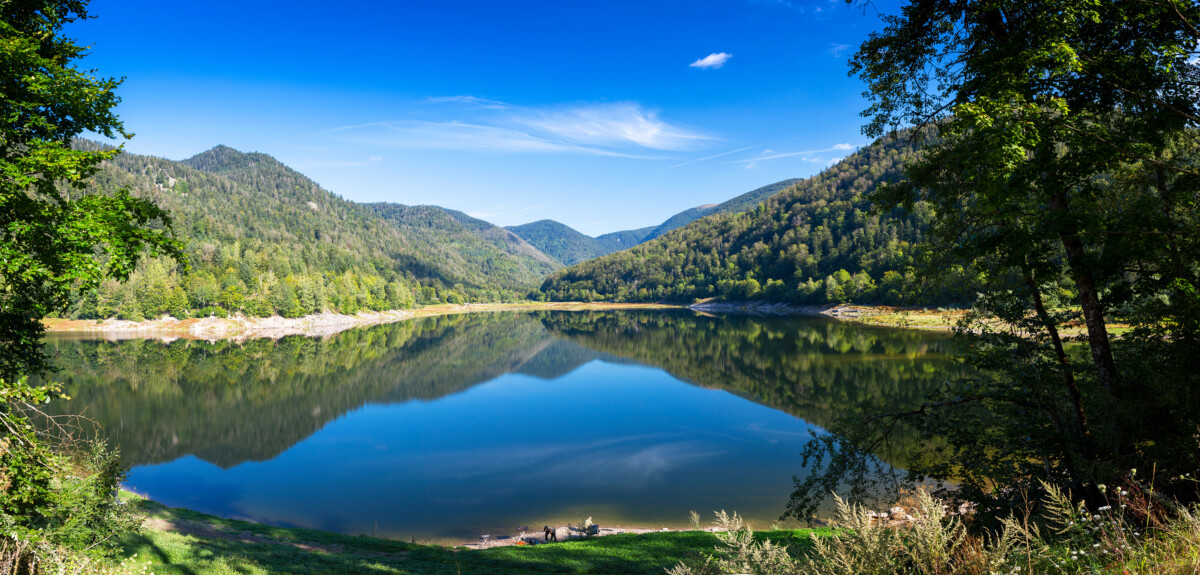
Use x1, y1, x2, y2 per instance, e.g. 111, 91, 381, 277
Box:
43, 310, 961, 472
537, 311, 964, 427
536, 311, 969, 466
43, 313, 575, 468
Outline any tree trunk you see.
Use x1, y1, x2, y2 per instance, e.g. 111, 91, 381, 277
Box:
1048, 192, 1120, 396
1024, 269, 1092, 442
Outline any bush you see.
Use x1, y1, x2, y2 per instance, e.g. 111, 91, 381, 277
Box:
0, 378, 141, 568
197, 306, 227, 318
669, 485, 1200, 575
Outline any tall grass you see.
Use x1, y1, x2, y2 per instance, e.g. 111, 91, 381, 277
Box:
670, 483, 1200, 575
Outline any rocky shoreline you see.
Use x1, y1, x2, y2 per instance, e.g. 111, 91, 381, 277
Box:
40, 302, 686, 341
42, 301, 957, 343
43, 310, 414, 341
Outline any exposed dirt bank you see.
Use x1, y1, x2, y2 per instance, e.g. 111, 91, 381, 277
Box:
42, 302, 683, 341
43, 310, 414, 341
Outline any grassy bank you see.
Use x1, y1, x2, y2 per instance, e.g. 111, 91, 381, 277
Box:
116, 496, 827, 575
829, 304, 1134, 336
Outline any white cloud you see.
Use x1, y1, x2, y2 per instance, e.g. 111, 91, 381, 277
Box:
689, 52, 732, 69
422, 95, 510, 109
724, 143, 856, 164
668, 145, 760, 168
519, 103, 715, 151
828, 43, 851, 58
343, 121, 647, 156
328, 99, 714, 157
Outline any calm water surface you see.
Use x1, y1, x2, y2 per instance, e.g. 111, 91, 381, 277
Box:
44, 310, 957, 541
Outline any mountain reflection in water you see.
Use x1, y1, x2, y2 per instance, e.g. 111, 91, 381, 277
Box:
44, 311, 962, 541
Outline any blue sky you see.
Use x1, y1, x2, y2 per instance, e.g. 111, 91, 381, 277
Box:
74, 0, 899, 235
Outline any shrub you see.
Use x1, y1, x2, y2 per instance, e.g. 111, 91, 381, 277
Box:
1, 378, 140, 569
197, 306, 227, 318
669, 486, 1200, 575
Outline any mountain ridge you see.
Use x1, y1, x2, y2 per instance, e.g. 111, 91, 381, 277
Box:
65, 141, 561, 320
539, 135, 972, 305
505, 178, 803, 266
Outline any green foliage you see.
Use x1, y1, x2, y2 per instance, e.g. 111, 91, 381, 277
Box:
0, 2, 182, 567
0, 1, 186, 378
0, 378, 138, 560
677, 487, 1200, 575
542, 136, 975, 305
790, 0, 1200, 527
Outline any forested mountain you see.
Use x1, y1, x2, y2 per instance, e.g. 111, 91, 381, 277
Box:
63, 142, 561, 321
642, 178, 804, 240
506, 179, 802, 266
593, 226, 657, 252
504, 220, 616, 265
362, 203, 559, 288
540, 135, 975, 304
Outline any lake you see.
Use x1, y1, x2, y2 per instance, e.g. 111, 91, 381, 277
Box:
43, 310, 958, 542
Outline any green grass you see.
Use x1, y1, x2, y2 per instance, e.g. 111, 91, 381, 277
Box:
116, 498, 828, 574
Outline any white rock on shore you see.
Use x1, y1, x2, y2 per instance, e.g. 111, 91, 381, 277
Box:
57, 310, 413, 341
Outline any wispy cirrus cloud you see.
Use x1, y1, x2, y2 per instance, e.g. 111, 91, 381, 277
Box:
326, 99, 715, 157
518, 103, 717, 151
689, 52, 732, 69
724, 143, 854, 164
421, 95, 510, 109
828, 43, 852, 58
668, 145, 761, 168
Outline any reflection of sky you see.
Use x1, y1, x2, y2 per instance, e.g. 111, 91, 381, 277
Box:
127, 360, 820, 541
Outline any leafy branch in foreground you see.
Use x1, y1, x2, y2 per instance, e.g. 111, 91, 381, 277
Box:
1, 0, 186, 569
790, 0, 1200, 526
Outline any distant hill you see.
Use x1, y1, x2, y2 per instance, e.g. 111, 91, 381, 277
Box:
363, 203, 559, 288
594, 226, 657, 253
506, 178, 802, 266
540, 135, 974, 305
643, 179, 804, 240
65, 142, 560, 320
504, 220, 615, 266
